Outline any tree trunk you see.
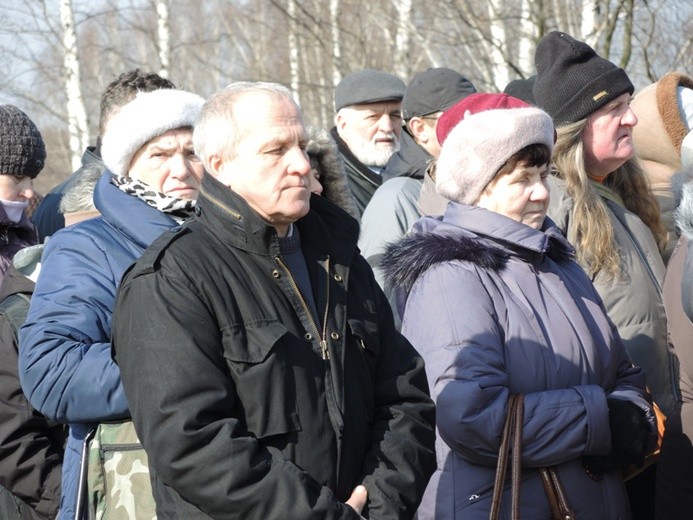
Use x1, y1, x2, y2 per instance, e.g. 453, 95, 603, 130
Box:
59, 0, 89, 171
330, 0, 342, 88
393, 0, 413, 79
156, 0, 171, 78
488, 0, 510, 90
287, 0, 301, 104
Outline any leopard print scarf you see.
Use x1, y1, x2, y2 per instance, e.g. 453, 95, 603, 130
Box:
111, 174, 197, 224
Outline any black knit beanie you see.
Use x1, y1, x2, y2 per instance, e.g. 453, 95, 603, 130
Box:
0, 105, 46, 178
533, 31, 634, 126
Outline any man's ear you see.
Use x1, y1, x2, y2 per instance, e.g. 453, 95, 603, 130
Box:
336, 111, 347, 133
408, 117, 429, 144
208, 154, 224, 178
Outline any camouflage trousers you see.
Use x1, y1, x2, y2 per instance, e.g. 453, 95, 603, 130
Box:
85, 421, 157, 520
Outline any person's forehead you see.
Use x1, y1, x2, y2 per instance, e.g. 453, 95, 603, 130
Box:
236, 99, 306, 145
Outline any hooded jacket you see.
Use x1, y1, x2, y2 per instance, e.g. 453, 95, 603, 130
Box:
111, 173, 437, 519
632, 73, 693, 262
31, 146, 103, 241
18, 171, 179, 519
547, 176, 678, 417
385, 202, 655, 520
306, 126, 360, 220
657, 179, 693, 518
0, 257, 65, 520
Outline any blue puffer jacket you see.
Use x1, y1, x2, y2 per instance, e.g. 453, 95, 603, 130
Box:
18, 172, 178, 519
385, 203, 656, 520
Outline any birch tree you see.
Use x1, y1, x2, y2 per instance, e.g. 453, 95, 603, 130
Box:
330, 0, 342, 87
287, 0, 301, 104
393, 0, 413, 79
59, 0, 88, 170
155, 0, 170, 78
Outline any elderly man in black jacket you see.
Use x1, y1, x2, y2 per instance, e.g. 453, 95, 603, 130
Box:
112, 81, 436, 520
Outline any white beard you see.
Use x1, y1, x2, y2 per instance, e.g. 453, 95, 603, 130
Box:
342, 130, 400, 168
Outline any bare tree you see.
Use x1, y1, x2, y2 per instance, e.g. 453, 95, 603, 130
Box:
393, 0, 413, 79
155, 0, 170, 77
59, 0, 89, 170
287, 0, 301, 104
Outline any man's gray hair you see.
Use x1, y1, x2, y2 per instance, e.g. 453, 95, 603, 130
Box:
193, 82, 295, 171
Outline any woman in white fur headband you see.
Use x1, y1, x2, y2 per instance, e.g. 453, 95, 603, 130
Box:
18, 87, 205, 520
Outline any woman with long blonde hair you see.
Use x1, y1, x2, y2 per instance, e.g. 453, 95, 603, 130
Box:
534, 31, 678, 519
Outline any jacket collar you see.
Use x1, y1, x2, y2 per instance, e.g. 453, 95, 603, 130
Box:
93, 171, 177, 250
196, 173, 360, 264
384, 203, 574, 292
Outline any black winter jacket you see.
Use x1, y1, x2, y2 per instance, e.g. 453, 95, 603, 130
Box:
330, 127, 382, 217
0, 266, 65, 520
112, 174, 436, 519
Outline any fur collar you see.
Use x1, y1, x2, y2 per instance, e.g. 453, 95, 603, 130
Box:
382, 232, 507, 292
382, 207, 574, 293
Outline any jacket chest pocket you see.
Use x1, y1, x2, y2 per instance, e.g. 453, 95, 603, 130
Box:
346, 316, 380, 421
222, 320, 301, 439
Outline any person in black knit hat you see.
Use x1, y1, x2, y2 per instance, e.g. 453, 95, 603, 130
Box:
533, 31, 673, 520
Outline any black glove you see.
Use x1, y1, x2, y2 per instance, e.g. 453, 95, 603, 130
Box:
606, 398, 651, 472
582, 454, 616, 481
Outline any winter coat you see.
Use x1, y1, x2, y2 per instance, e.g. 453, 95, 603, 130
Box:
358, 176, 421, 329
330, 127, 382, 217
631, 73, 693, 263
547, 176, 678, 417
111, 173, 437, 520
382, 131, 431, 181
31, 146, 103, 241
18, 171, 179, 520
0, 259, 65, 520
385, 203, 655, 520
656, 180, 693, 518
0, 206, 38, 287
417, 166, 449, 218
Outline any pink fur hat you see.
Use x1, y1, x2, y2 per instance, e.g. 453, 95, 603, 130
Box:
436, 93, 555, 205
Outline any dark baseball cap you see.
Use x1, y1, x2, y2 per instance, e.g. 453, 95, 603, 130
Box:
402, 68, 477, 120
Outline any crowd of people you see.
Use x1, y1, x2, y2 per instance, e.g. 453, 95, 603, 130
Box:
0, 29, 691, 520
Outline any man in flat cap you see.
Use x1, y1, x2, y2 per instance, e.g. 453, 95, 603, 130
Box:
358, 68, 476, 328
330, 69, 405, 216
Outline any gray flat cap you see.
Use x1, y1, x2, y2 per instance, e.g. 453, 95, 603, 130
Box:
334, 69, 405, 112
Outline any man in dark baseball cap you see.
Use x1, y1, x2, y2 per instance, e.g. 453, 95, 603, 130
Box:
330, 69, 406, 216
384, 67, 477, 181
358, 68, 476, 330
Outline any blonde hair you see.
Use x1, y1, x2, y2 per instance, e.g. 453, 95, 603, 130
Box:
553, 119, 667, 279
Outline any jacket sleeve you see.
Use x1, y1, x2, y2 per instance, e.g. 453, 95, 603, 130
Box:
354, 259, 437, 519
0, 314, 63, 520
112, 268, 361, 520
401, 263, 616, 468
18, 232, 129, 423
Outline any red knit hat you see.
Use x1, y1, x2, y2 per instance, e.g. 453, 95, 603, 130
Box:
436, 93, 530, 145
435, 93, 555, 205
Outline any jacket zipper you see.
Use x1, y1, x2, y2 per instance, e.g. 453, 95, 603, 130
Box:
275, 255, 331, 360
199, 185, 242, 220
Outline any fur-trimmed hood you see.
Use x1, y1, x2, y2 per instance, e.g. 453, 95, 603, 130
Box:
382, 203, 574, 293
306, 126, 360, 220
